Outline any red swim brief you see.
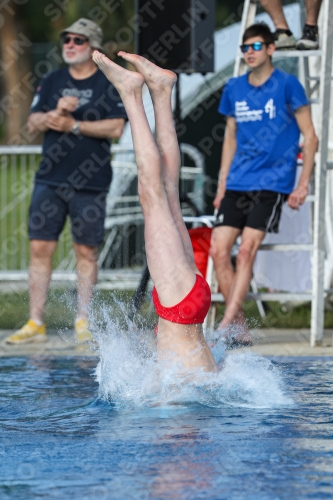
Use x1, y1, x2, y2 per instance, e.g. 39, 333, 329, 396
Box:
152, 274, 211, 325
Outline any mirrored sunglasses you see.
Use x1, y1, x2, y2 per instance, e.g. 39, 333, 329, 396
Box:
63, 36, 88, 46
240, 41, 268, 53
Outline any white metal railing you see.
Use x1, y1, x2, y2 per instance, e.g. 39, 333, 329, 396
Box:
0, 144, 205, 283
0, 144, 142, 275
99, 143, 205, 270
212, 0, 333, 345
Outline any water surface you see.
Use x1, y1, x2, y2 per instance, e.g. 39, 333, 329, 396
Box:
1, 347, 333, 500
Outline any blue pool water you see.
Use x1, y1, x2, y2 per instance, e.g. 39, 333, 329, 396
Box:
1, 341, 333, 499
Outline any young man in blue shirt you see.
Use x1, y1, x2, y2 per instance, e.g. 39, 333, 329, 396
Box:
210, 23, 318, 344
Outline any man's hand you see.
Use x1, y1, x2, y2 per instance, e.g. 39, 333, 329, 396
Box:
287, 184, 308, 210
56, 96, 78, 115
213, 180, 226, 210
46, 110, 76, 133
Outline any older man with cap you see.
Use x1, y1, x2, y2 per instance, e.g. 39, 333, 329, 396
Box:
5, 19, 127, 346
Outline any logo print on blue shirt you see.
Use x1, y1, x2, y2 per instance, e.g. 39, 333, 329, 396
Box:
235, 99, 276, 122
264, 98, 276, 119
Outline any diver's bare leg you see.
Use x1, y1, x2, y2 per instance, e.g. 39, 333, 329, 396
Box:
119, 52, 197, 272
93, 52, 216, 373
92, 51, 195, 307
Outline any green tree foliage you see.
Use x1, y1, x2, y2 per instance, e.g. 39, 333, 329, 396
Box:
2, 0, 297, 142
11, 0, 247, 53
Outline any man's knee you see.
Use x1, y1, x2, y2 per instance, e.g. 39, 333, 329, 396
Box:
237, 240, 259, 267
75, 244, 98, 263
210, 241, 231, 267
30, 240, 56, 259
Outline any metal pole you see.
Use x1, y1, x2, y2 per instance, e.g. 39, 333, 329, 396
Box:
311, 0, 333, 346
233, 0, 258, 77
174, 74, 183, 166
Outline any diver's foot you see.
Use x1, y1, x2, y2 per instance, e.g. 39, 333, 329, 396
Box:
118, 52, 177, 95
92, 50, 144, 96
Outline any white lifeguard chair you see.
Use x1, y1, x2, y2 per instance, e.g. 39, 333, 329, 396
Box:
205, 0, 333, 346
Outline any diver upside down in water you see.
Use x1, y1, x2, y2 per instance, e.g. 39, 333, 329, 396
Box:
92, 50, 216, 373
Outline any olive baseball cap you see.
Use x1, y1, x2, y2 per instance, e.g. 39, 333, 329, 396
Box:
60, 18, 103, 50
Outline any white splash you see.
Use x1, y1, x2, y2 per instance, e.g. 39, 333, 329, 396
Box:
93, 312, 292, 409
210, 352, 293, 408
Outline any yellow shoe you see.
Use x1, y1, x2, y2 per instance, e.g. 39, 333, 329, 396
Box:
5, 319, 46, 344
75, 318, 93, 343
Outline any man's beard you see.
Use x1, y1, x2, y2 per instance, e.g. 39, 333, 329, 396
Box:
62, 46, 92, 65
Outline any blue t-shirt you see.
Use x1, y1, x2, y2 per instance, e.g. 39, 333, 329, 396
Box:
218, 68, 308, 194
30, 68, 127, 191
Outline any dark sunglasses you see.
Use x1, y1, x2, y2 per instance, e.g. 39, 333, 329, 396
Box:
63, 36, 88, 46
240, 41, 269, 53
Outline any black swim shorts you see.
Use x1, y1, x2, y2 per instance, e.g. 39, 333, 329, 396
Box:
28, 183, 107, 246
214, 190, 287, 233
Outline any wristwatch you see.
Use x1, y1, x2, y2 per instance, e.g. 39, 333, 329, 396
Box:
71, 120, 80, 135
